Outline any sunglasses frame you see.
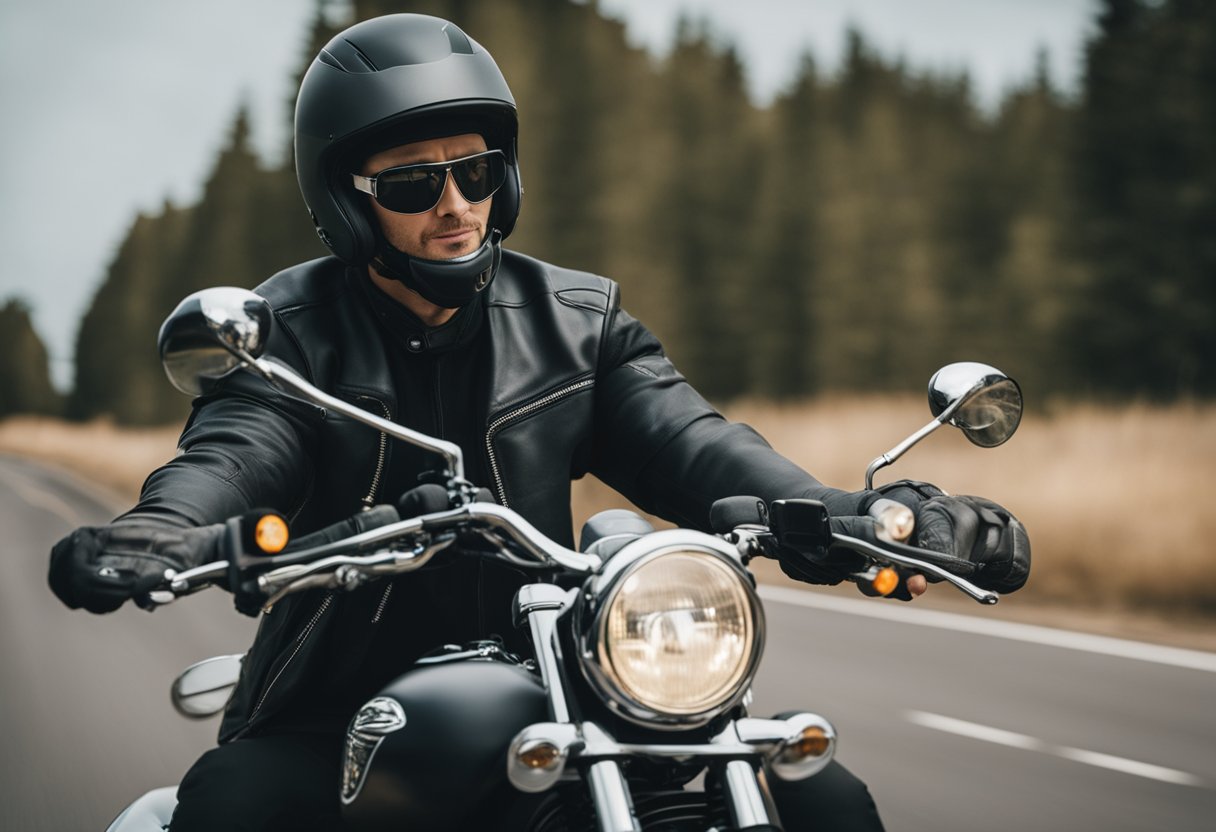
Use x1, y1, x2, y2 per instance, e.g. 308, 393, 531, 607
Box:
351, 149, 507, 215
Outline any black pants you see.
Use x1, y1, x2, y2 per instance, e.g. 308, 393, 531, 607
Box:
169, 732, 884, 831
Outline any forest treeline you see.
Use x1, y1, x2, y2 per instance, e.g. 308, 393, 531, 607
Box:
4, 0, 1212, 424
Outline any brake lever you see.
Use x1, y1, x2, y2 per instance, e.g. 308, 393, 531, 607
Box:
831, 532, 998, 604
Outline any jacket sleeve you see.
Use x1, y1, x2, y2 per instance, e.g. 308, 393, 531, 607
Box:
589, 291, 873, 532
114, 311, 324, 532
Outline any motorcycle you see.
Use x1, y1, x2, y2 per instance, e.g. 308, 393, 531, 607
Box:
106, 287, 1023, 831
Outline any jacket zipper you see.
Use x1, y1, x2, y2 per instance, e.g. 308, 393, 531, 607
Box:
371, 582, 393, 623
359, 397, 391, 508
248, 592, 334, 723
357, 395, 393, 617
484, 377, 595, 506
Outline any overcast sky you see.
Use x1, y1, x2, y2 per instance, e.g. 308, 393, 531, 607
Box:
0, 0, 1095, 389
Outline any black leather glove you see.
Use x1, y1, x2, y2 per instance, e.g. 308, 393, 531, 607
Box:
913, 494, 1030, 592
48, 523, 223, 614
776, 480, 1030, 596
874, 479, 1030, 592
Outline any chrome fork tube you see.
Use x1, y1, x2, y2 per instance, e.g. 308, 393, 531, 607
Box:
588, 761, 641, 832
723, 759, 777, 830
516, 584, 574, 724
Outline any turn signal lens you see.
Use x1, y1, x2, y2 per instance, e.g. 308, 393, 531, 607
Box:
871, 567, 899, 597
769, 715, 837, 781
517, 741, 562, 770
255, 514, 289, 554
789, 725, 830, 758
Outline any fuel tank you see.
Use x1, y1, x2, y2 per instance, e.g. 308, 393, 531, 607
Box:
340, 657, 549, 830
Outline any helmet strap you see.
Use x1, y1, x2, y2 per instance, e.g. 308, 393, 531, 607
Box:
371, 229, 502, 310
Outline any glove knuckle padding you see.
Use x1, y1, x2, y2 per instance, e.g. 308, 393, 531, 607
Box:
917, 495, 1030, 592
874, 479, 946, 509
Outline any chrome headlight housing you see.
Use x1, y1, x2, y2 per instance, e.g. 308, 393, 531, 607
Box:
577, 530, 765, 729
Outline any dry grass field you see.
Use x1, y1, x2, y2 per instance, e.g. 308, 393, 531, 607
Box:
5, 398, 1215, 626
569, 397, 1216, 621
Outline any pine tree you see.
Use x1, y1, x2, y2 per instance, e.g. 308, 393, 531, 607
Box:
0, 299, 60, 417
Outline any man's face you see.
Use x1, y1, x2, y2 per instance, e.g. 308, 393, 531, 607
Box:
361, 132, 493, 261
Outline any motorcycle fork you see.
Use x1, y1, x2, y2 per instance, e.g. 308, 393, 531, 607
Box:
517, 585, 640, 831
713, 760, 783, 831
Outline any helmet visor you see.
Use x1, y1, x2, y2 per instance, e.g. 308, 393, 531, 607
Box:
353, 149, 507, 214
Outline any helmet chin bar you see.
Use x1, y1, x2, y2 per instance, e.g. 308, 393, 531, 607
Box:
372, 229, 503, 309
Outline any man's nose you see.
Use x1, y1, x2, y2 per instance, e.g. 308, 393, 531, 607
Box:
434, 172, 471, 216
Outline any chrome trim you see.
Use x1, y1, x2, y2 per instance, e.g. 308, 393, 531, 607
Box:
724, 759, 773, 828
251, 502, 600, 577
341, 697, 407, 805
831, 532, 999, 604
765, 712, 837, 782
486, 377, 594, 506
513, 713, 836, 767
506, 722, 581, 793
170, 653, 244, 719
351, 173, 377, 197
516, 584, 578, 724
575, 530, 764, 729
588, 761, 641, 832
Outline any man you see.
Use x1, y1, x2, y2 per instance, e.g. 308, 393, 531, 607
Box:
48, 13, 1028, 831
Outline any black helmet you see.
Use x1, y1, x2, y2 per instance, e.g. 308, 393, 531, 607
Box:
295, 14, 522, 302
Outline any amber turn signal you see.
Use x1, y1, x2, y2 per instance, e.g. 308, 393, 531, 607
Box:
790, 725, 831, 759
254, 514, 289, 554
871, 567, 900, 597
518, 741, 562, 770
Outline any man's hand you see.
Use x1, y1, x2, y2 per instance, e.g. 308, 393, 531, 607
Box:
913, 495, 1031, 592
777, 481, 1029, 598
48, 523, 223, 614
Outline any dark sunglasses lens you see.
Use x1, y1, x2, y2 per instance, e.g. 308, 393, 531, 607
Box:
452, 153, 507, 203
376, 167, 446, 213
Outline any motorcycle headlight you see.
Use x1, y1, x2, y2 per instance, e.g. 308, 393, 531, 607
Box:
579, 531, 764, 728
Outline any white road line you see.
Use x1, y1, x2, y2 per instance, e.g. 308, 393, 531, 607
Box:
758, 585, 1216, 673
0, 466, 82, 526
906, 710, 1205, 788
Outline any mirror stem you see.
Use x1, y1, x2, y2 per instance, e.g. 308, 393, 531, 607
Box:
253, 357, 466, 482
864, 395, 969, 489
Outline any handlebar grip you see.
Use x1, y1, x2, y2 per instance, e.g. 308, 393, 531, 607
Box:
709, 496, 768, 534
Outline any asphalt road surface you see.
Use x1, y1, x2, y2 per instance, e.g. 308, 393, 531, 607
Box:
3, 453, 1214, 831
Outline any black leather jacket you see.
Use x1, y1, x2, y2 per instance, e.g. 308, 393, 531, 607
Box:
123, 250, 869, 741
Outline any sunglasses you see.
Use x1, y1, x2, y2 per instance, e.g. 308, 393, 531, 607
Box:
351, 149, 508, 214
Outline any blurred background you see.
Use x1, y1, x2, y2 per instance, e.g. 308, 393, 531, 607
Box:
1, 0, 1214, 828
2, 0, 1213, 611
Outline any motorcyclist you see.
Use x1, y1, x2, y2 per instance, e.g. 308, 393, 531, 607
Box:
47, 13, 1029, 831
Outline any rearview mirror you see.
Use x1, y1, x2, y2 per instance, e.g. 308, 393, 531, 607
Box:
170, 653, 244, 719
928, 362, 1023, 448
158, 287, 271, 396
865, 361, 1022, 488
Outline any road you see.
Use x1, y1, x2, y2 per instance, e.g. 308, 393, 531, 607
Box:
3, 453, 1214, 830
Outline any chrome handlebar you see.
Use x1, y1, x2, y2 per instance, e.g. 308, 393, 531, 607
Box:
147, 502, 603, 609
150, 500, 997, 609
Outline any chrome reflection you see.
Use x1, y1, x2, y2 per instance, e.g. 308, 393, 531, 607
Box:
341, 697, 407, 805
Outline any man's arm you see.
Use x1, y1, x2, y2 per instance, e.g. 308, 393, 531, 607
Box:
49, 310, 324, 613
119, 378, 321, 531
587, 292, 1028, 596
589, 298, 873, 532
